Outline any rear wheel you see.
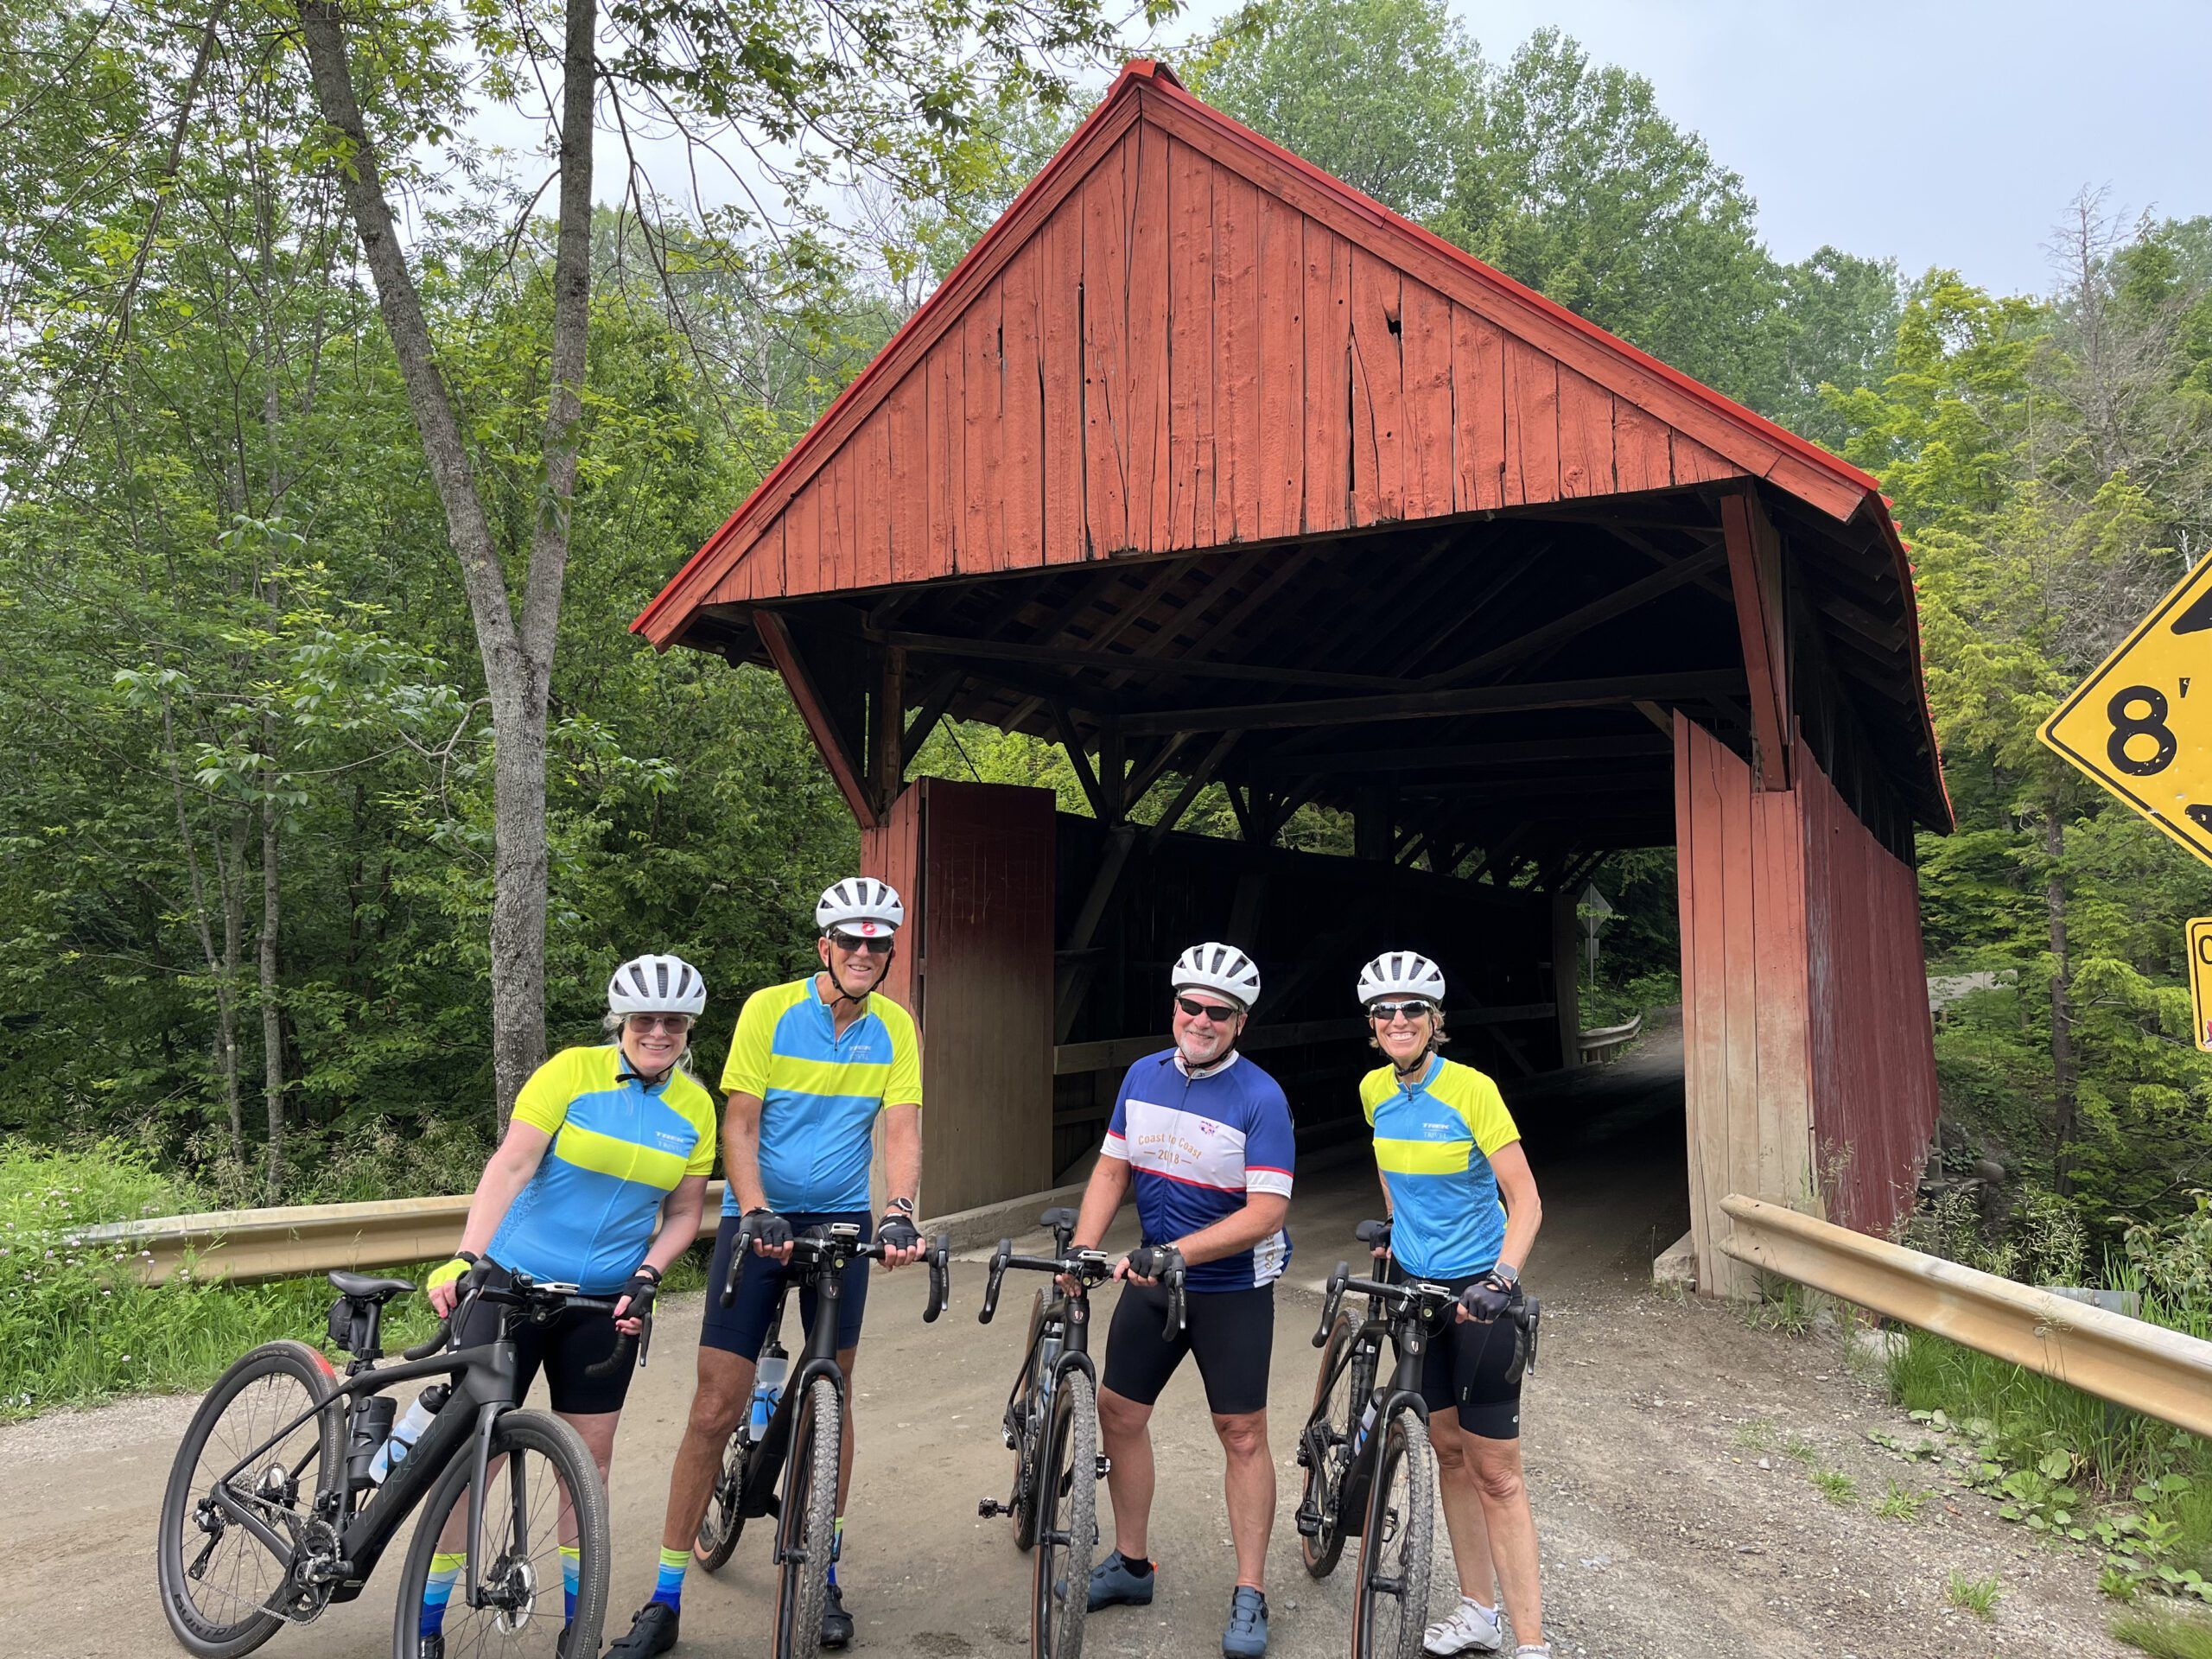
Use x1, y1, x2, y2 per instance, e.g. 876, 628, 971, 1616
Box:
1352, 1406, 1435, 1659
1300, 1313, 1376, 1580
1031, 1369, 1097, 1659
156, 1339, 342, 1659
391, 1408, 610, 1659
771, 1376, 841, 1659
694, 1427, 750, 1571
1010, 1295, 1058, 1553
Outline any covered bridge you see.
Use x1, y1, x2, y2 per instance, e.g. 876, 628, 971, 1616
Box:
635, 61, 1948, 1294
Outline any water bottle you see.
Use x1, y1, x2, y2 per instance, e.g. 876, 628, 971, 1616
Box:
1353, 1397, 1378, 1454
369, 1385, 448, 1484
750, 1349, 789, 1436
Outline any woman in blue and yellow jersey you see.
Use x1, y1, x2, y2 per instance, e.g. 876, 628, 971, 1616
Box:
1355, 952, 1550, 1659
413, 954, 716, 1657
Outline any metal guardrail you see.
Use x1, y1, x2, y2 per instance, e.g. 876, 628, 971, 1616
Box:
1721, 1193, 2212, 1440
1577, 1012, 1642, 1062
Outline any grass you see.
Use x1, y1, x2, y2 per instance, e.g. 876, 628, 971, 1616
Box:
1783, 1434, 1821, 1465
1810, 1468, 1858, 1505
2113, 1606, 2212, 1657
1947, 1571, 2001, 1618
1732, 1418, 1777, 1452
1877, 1481, 1930, 1521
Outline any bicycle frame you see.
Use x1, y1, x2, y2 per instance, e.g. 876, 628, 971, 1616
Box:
1307, 1273, 1448, 1537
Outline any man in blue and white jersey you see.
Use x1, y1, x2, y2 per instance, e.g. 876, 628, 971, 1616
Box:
1068, 942, 1294, 1659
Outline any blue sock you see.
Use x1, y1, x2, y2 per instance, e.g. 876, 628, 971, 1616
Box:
561, 1545, 580, 1623
421, 1551, 465, 1638
652, 1545, 689, 1611
828, 1516, 843, 1587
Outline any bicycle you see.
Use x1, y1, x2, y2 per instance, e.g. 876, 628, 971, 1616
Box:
158, 1265, 644, 1659
1294, 1222, 1537, 1659
690, 1218, 950, 1659
972, 1207, 1187, 1659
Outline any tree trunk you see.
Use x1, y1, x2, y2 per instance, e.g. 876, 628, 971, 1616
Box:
2046, 804, 2077, 1196
297, 0, 598, 1120
160, 684, 244, 1160
259, 729, 284, 1203
220, 807, 251, 1174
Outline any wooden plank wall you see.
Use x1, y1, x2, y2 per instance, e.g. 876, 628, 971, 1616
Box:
864, 780, 1057, 1217
704, 123, 1744, 605
1675, 715, 1813, 1300
1799, 746, 1942, 1238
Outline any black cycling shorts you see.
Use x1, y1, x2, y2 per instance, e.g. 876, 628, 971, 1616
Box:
458, 1261, 633, 1416
1102, 1279, 1274, 1416
699, 1211, 872, 1361
1414, 1270, 1524, 1440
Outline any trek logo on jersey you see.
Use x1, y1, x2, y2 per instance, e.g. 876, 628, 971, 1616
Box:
653, 1128, 695, 1154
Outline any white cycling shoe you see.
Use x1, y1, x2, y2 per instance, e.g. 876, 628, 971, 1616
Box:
1422, 1600, 1504, 1656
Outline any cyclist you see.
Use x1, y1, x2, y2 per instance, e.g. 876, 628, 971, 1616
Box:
1067, 943, 1294, 1659
417, 953, 717, 1659
607, 878, 925, 1658
1354, 952, 1548, 1659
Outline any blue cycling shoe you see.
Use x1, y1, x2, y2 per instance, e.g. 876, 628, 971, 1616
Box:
1087, 1551, 1156, 1611
1223, 1586, 1269, 1657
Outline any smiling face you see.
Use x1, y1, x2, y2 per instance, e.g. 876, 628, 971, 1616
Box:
620, 1012, 692, 1076
1171, 991, 1244, 1067
1370, 1000, 1435, 1068
817, 923, 894, 1000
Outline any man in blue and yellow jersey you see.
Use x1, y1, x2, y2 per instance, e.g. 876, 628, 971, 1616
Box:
609, 880, 923, 1659
1355, 951, 1549, 1659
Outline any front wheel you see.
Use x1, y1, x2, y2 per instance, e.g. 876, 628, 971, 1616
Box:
1031, 1369, 1097, 1659
772, 1376, 842, 1659
1352, 1406, 1435, 1659
1300, 1313, 1376, 1580
391, 1408, 611, 1659
695, 1427, 751, 1571
157, 1339, 343, 1659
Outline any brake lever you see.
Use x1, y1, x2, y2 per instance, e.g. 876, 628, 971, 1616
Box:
923, 1233, 950, 1324
721, 1218, 760, 1308
1313, 1262, 1351, 1348
1160, 1267, 1187, 1341
979, 1239, 1013, 1324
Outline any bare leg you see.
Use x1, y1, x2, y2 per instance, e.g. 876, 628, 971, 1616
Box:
658, 1347, 754, 1554
1096, 1387, 1155, 1561
834, 1345, 858, 1512
558, 1409, 621, 1549
1466, 1434, 1541, 1645
1427, 1409, 1498, 1605
1212, 1409, 1274, 1593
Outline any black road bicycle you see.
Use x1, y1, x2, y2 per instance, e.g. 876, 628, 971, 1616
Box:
158, 1267, 643, 1659
972, 1207, 1186, 1659
1294, 1222, 1536, 1659
691, 1220, 950, 1659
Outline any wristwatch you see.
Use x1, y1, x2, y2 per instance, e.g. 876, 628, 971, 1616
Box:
884, 1196, 918, 1218
1491, 1261, 1520, 1286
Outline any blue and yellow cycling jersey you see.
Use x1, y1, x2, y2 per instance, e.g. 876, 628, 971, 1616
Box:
718, 977, 922, 1216
488, 1046, 719, 1294
1359, 1054, 1522, 1281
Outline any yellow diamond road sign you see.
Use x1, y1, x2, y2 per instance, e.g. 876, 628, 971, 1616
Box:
2191, 918, 2212, 1053
2041, 555, 2212, 869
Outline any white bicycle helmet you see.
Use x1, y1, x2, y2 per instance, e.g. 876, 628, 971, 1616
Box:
607, 953, 708, 1017
1172, 942, 1262, 1010
816, 877, 904, 938
1357, 951, 1446, 1008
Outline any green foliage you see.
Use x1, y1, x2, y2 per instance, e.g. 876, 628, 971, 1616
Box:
1809, 1467, 1857, 1505
2114, 1605, 2212, 1658
1946, 1572, 2001, 1618
1877, 1480, 1930, 1521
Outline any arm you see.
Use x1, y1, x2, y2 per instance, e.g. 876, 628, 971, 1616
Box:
878, 1103, 923, 1268
721, 1089, 790, 1263
1070, 1152, 1133, 1251
611, 1172, 710, 1333
1150, 1191, 1289, 1270
429, 1120, 551, 1316
1490, 1140, 1542, 1276
1373, 1170, 1394, 1261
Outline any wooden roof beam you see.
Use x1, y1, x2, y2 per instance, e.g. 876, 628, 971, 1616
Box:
1249, 733, 1672, 776
879, 628, 1421, 691
1720, 486, 1792, 789
756, 609, 879, 830
1432, 543, 1728, 689
1119, 669, 1742, 737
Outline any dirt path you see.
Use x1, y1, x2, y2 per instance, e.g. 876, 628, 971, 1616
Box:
0, 1038, 2133, 1658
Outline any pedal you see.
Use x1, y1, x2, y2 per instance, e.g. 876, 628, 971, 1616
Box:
1294, 1500, 1322, 1538
1094, 1455, 1111, 1479
1294, 1443, 1312, 1468
979, 1497, 1008, 1518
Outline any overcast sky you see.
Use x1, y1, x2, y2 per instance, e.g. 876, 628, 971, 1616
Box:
1391, 0, 2212, 297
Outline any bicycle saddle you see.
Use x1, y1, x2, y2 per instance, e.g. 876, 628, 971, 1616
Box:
327, 1270, 416, 1301
1039, 1205, 1078, 1232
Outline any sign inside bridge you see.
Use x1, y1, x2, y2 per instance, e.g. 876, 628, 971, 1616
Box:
2190, 918, 2212, 1052
2042, 554, 2212, 870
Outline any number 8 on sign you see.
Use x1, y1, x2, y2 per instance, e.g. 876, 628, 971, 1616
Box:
2042, 546, 2212, 869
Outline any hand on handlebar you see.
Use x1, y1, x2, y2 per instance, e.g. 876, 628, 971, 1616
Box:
876, 1211, 925, 1268
1456, 1270, 1516, 1324
427, 1253, 488, 1319
613, 1267, 660, 1337
745, 1208, 795, 1263
1118, 1243, 1185, 1287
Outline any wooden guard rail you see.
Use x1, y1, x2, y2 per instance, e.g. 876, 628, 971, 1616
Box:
1721, 1194, 2212, 1440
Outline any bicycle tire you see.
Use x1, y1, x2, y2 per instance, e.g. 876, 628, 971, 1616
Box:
771, 1376, 841, 1659
1031, 1369, 1096, 1659
1011, 1306, 1056, 1552
1300, 1312, 1376, 1580
157, 1338, 343, 1659
389, 1408, 611, 1659
1352, 1406, 1434, 1659
694, 1428, 749, 1571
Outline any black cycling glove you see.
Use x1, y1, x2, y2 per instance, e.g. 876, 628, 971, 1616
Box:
877, 1213, 923, 1253
1126, 1243, 1186, 1281
615, 1266, 660, 1324
1458, 1271, 1516, 1324
743, 1208, 794, 1251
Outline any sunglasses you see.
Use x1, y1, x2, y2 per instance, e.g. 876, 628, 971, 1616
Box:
1175, 995, 1240, 1023
1368, 1000, 1434, 1023
626, 1014, 692, 1035
829, 931, 895, 955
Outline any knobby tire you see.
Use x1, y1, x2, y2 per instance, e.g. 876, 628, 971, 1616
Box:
1300, 1313, 1375, 1580
1353, 1407, 1435, 1659
695, 1427, 749, 1571
1031, 1369, 1096, 1659
772, 1376, 841, 1659
157, 1339, 343, 1659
